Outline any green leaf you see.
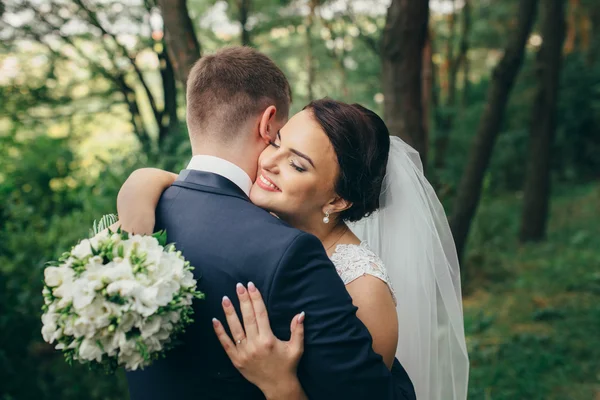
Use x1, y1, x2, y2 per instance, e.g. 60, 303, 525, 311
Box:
92, 214, 118, 235
153, 230, 167, 247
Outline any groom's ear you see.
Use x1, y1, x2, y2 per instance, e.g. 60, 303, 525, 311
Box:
258, 106, 278, 144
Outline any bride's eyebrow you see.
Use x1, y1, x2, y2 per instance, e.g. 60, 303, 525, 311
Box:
278, 131, 315, 168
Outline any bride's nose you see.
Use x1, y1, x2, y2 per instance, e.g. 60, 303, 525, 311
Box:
260, 148, 281, 174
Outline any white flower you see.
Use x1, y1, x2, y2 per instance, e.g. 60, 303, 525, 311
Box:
140, 317, 162, 339
181, 270, 196, 289
156, 253, 184, 280
72, 316, 96, 339
106, 279, 141, 298
44, 267, 62, 287
153, 280, 180, 307
45, 266, 74, 289
144, 336, 163, 353
118, 336, 137, 356
122, 235, 159, 259
118, 312, 140, 332
72, 239, 93, 259
42, 222, 201, 372
131, 298, 158, 318
167, 311, 180, 324
101, 259, 135, 282
41, 311, 62, 343
155, 327, 172, 341
89, 230, 110, 250
79, 338, 103, 362
71, 278, 97, 311
78, 299, 112, 330
53, 280, 76, 307
105, 331, 126, 356
56, 340, 78, 351
121, 351, 145, 371
62, 317, 75, 337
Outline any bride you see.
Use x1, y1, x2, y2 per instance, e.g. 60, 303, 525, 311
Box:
117, 98, 469, 399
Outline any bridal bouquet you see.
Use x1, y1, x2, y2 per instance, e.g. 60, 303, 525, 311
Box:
41, 215, 203, 372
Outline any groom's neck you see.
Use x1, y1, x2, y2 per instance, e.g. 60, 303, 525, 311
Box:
191, 141, 259, 181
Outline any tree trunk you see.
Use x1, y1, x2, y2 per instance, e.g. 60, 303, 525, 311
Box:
238, 0, 252, 46
116, 74, 152, 155
519, 0, 567, 242
449, 0, 539, 262
422, 28, 433, 142
459, 0, 471, 109
446, 0, 458, 106
382, 0, 430, 167
158, 41, 179, 148
588, 1, 600, 64
564, 0, 578, 54
435, 0, 471, 172
157, 0, 201, 87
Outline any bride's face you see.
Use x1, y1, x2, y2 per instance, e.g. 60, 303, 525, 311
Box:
249, 110, 340, 226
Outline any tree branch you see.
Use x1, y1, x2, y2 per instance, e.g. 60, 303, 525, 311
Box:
73, 0, 163, 126
344, 2, 380, 54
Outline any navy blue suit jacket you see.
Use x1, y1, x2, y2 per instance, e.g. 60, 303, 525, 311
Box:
126, 170, 415, 399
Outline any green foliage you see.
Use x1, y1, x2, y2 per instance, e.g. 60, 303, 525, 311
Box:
555, 53, 600, 181
464, 183, 600, 399
0, 135, 135, 399
1, 0, 599, 398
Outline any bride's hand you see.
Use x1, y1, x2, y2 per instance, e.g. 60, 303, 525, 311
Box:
116, 168, 177, 234
213, 282, 307, 400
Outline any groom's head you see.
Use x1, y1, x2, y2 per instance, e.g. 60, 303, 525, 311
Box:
186, 47, 291, 177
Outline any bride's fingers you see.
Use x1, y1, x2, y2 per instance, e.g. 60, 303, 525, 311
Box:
221, 296, 246, 343
212, 318, 237, 359
247, 282, 271, 334
236, 283, 258, 338
289, 312, 305, 356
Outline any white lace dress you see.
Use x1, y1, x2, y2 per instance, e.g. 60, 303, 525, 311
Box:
330, 241, 396, 303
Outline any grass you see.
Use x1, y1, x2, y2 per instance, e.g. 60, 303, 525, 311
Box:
464, 183, 600, 399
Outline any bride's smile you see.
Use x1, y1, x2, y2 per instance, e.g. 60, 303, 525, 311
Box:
249, 109, 342, 233
256, 173, 281, 192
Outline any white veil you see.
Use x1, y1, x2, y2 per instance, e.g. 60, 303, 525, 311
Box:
349, 136, 469, 400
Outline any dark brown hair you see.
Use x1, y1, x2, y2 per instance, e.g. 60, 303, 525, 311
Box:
304, 99, 390, 222
186, 46, 292, 142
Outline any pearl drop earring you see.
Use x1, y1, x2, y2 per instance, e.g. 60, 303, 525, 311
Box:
323, 210, 330, 224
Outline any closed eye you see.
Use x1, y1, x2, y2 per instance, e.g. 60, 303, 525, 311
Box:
269, 130, 282, 148
289, 160, 306, 172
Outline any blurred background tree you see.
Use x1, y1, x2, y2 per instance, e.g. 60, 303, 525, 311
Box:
1, 0, 599, 399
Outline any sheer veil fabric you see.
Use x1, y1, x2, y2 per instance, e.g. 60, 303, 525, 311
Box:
349, 137, 469, 400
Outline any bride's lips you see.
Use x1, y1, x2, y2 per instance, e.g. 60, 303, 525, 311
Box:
256, 173, 281, 192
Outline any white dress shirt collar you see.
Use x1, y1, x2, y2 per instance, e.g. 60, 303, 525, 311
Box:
186, 155, 253, 197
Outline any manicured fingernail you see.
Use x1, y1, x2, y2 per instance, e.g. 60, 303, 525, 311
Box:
298, 311, 305, 324
222, 296, 232, 307
212, 318, 219, 327
248, 282, 257, 293
236, 283, 245, 295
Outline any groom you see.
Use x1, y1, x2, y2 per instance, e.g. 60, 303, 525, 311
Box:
126, 47, 415, 399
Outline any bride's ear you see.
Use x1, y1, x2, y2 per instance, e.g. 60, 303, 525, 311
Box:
258, 105, 277, 144
324, 196, 352, 216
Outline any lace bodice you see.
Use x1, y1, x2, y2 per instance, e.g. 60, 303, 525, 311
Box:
330, 241, 396, 303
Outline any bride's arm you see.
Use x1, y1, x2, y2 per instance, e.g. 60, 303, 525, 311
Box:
117, 168, 178, 234
346, 275, 398, 369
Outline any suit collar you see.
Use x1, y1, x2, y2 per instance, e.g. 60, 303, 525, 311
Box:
187, 155, 252, 197
174, 169, 250, 202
